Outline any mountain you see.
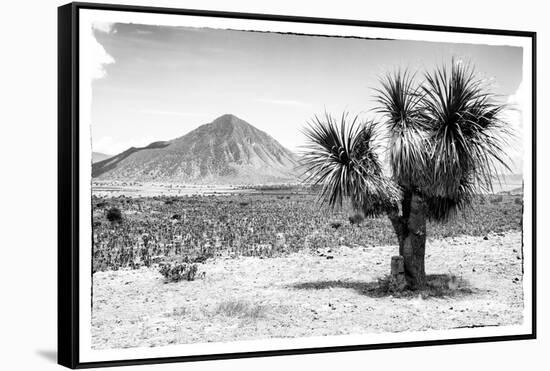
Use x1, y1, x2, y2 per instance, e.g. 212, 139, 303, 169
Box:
494, 173, 523, 195
92, 114, 299, 184
92, 152, 112, 163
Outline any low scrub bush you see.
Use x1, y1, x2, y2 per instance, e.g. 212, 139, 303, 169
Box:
214, 300, 266, 319
329, 221, 342, 229
106, 207, 122, 223
159, 262, 198, 282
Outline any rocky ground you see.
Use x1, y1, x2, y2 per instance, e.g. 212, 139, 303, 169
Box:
91, 231, 524, 349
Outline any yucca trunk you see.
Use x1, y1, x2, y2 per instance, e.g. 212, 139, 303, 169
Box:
389, 191, 427, 289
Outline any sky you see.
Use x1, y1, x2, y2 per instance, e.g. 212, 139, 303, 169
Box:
90, 22, 524, 172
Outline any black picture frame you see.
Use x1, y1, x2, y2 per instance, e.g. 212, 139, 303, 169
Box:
58, 2, 537, 368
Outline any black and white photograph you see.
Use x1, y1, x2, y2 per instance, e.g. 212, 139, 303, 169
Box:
55, 2, 536, 368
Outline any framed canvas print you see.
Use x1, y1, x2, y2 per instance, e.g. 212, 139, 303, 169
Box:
58, 2, 537, 368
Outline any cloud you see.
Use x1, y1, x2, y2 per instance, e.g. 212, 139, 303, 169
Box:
505, 80, 525, 132
91, 41, 114, 79
500, 80, 525, 174
89, 22, 115, 80
507, 80, 525, 107
93, 22, 115, 34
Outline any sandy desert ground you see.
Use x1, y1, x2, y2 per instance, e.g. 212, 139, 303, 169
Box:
91, 231, 523, 349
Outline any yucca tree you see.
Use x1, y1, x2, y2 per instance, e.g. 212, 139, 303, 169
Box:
302, 61, 511, 289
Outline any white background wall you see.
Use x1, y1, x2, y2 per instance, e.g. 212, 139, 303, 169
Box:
0, 0, 546, 370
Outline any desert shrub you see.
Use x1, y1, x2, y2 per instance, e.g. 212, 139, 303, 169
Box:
348, 213, 365, 225
169, 306, 187, 317
514, 197, 523, 205
329, 221, 342, 229
106, 207, 122, 223
183, 252, 213, 264
159, 262, 198, 282
214, 300, 266, 319
305, 232, 331, 250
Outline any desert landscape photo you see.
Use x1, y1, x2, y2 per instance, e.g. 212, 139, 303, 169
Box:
88, 20, 527, 350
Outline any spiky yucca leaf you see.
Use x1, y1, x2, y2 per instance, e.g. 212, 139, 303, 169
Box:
300, 113, 400, 217
374, 70, 430, 189
422, 60, 512, 219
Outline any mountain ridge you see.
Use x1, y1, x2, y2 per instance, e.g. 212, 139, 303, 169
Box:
92, 152, 113, 164
92, 114, 299, 184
